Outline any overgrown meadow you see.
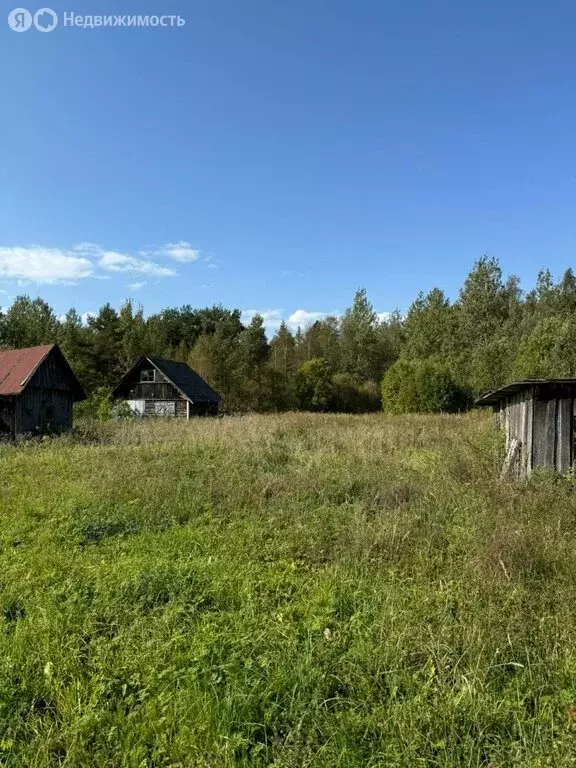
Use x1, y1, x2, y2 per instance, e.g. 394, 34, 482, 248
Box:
2, 413, 576, 766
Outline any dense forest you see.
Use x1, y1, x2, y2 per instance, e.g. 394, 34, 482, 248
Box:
1, 256, 576, 413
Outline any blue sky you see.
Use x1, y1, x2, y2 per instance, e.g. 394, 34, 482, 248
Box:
1, 0, 575, 333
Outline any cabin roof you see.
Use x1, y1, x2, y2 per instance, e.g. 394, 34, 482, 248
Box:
476, 378, 576, 406
112, 355, 222, 404
0, 344, 86, 400
0, 344, 55, 396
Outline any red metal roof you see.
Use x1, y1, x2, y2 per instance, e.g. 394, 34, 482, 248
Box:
0, 344, 55, 396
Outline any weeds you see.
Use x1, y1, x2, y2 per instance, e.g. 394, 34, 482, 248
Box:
1, 412, 576, 765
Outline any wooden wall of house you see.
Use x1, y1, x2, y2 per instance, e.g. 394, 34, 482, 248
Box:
130, 382, 181, 400
501, 383, 575, 478
16, 388, 73, 433
116, 366, 177, 400
502, 387, 534, 479
126, 398, 216, 418
531, 385, 573, 475
0, 399, 14, 435
141, 398, 188, 418
28, 354, 75, 392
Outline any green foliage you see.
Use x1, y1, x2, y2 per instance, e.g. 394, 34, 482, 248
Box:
0, 296, 58, 348
111, 401, 136, 420
6, 258, 576, 413
296, 358, 334, 411
2, 413, 576, 765
74, 387, 112, 421
382, 358, 471, 414
340, 289, 390, 381
514, 315, 576, 379
332, 373, 381, 413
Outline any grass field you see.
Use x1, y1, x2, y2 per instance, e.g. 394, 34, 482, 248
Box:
2, 412, 576, 766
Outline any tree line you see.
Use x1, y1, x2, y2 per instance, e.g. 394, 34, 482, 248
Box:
1, 256, 575, 413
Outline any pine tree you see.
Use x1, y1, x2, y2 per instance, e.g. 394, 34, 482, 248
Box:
340, 289, 381, 381
270, 322, 296, 378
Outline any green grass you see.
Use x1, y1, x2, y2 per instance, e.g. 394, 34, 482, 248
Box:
2, 412, 576, 766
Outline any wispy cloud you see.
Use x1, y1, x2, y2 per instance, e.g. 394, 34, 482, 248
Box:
0, 241, 187, 285
0, 246, 94, 284
100, 253, 174, 277
127, 281, 147, 291
75, 243, 175, 278
151, 240, 200, 263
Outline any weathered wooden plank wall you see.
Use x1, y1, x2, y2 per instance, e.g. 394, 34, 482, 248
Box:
28, 354, 74, 391
498, 384, 575, 479
556, 398, 572, 473
142, 399, 189, 418
16, 388, 73, 433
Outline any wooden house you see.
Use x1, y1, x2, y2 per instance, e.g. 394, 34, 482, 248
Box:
0, 344, 86, 437
476, 379, 576, 479
112, 355, 221, 418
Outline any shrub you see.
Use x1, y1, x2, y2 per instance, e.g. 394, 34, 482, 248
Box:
296, 358, 334, 412
381, 358, 472, 414
74, 387, 113, 421
332, 373, 381, 413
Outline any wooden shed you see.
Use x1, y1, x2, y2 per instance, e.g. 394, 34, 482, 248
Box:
0, 344, 86, 437
476, 379, 576, 479
111, 355, 221, 418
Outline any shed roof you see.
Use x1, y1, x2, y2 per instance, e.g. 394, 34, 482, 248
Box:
476, 378, 576, 406
0, 344, 55, 396
112, 355, 222, 404
0, 344, 86, 400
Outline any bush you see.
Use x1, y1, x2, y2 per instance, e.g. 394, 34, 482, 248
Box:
296, 358, 334, 412
332, 373, 381, 413
74, 387, 113, 422
381, 358, 472, 414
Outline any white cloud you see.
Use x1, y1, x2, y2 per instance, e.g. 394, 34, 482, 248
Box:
377, 311, 393, 323
128, 281, 147, 291
81, 311, 96, 325
0, 246, 93, 284
76, 243, 175, 278
152, 241, 200, 263
0, 241, 187, 286
287, 309, 327, 331
100, 252, 175, 277
241, 309, 284, 332
241, 308, 334, 336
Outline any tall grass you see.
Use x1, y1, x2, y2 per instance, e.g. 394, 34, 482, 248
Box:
1, 412, 576, 766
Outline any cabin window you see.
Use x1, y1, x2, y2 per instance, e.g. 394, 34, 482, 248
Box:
140, 369, 155, 383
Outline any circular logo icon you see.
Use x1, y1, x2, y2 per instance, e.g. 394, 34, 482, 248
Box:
8, 7, 32, 31
34, 7, 58, 32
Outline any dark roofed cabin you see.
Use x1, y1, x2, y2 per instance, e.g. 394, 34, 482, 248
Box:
476, 379, 576, 479
0, 344, 86, 438
112, 356, 221, 418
